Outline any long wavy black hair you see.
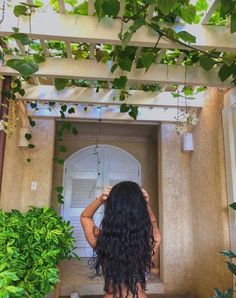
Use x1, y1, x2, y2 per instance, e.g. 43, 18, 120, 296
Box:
90, 181, 155, 298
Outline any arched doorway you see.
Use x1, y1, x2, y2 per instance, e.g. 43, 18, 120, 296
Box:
62, 144, 141, 257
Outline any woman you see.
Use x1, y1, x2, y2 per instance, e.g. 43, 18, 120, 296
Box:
80, 181, 161, 298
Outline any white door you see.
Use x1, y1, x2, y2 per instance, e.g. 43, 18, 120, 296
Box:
62, 145, 141, 257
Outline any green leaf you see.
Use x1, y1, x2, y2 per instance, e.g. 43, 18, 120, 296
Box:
6, 286, 24, 295
140, 52, 155, 69
68, 107, 75, 114
33, 53, 45, 63
58, 145, 67, 153
61, 105, 67, 112
111, 63, 118, 73
199, 55, 216, 71
195, 0, 208, 11
57, 194, 64, 204
182, 86, 193, 95
25, 133, 32, 141
226, 261, 236, 275
220, 250, 236, 258
53, 157, 64, 164
230, 12, 236, 33
218, 64, 235, 82
121, 31, 133, 50
177, 31, 196, 44
55, 78, 69, 91
72, 127, 78, 135
102, 0, 120, 17
229, 202, 236, 210
156, 0, 177, 15
180, 5, 196, 24
28, 144, 35, 149
9, 33, 30, 45
129, 19, 146, 32
28, 116, 36, 127
220, 0, 234, 18
13, 5, 28, 17
94, 0, 105, 19
74, 1, 88, 15
129, 106, 138, 120
6, 59, 38, 77
120, 103, 130, 113
55, 186, 63, 193
118, 57, 133, 72
113, 76, 128, 89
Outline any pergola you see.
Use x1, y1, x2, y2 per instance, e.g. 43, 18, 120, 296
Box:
0, 0, 235, 123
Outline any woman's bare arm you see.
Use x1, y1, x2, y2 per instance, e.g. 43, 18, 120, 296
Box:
142, 189, 161, 254
147, 202, 161, 250
80, 196, 103, 248
80, 187, 111, 248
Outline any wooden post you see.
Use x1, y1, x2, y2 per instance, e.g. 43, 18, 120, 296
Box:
0, 76, 11, 195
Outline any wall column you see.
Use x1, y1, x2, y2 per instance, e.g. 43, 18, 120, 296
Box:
158, 124, 193, 293
0, 117, 55, 211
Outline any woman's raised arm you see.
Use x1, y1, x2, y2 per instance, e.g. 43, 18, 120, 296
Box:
80, 187, 111, 248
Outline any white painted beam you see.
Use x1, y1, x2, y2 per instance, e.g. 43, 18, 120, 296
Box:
1, 10, 236, 52
27, 104, 187, 123
19, 84, 206, 108
1, 57, 232, 87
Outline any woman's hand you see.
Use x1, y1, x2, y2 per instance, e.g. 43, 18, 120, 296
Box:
99, 186, 112, 202
141, 188, 149, 203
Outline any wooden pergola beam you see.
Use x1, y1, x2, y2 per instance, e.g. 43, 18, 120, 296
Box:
1, 9, 236, 52
19, 84, 206, 108
1, 57, 232, 87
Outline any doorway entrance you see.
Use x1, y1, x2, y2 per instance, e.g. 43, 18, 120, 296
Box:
61, 144, 141, 257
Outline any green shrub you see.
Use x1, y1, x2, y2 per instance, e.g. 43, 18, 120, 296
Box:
0, 207, 78, 298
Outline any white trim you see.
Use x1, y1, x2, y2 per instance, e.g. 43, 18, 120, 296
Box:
19, 84, 206, 108
1, 10, 236, 52
27, 104, 195, 123
1, 57, 232, 87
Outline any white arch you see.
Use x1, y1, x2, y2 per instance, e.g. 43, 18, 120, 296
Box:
64, 144, 141, 180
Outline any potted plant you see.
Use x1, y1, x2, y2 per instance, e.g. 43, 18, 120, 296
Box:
210, 203, 236, 298
0, 207, 79, 297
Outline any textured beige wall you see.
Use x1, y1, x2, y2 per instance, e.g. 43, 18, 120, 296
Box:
0, 118, 55, 211
190, 88, 232, 298
158, 124, 194, 293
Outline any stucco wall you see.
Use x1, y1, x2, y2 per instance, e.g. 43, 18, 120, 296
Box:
0, 118, 55, 211
158, 89, 232, 296
158, 124, 194, 293
190, 88, 232, 297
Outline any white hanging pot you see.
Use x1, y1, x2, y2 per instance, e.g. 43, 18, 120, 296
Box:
183, 133, 194, 153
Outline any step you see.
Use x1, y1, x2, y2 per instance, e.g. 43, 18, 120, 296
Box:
57, 259, 164, 297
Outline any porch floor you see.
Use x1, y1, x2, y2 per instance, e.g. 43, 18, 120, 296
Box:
58, 258, 164, 296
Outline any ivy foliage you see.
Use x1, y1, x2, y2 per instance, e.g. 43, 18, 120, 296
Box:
1, 0, 236, 122
0, 207, 78, 297
209, 202, 236, 298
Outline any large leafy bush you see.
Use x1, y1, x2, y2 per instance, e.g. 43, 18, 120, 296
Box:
0, 207, 77, 298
